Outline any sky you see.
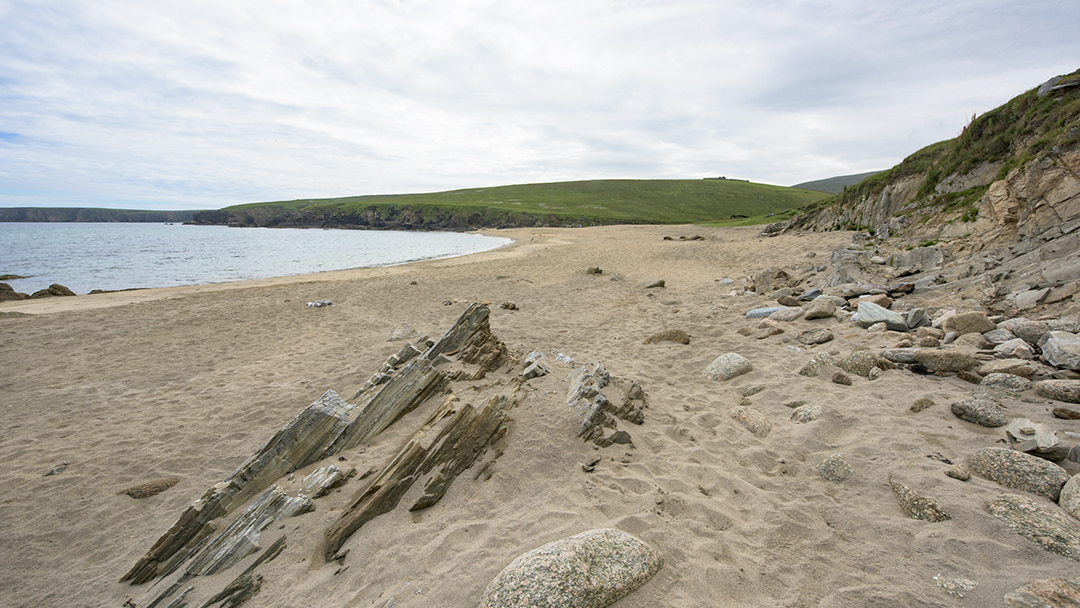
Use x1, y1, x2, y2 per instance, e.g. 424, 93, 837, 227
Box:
0, 1, 1078, 211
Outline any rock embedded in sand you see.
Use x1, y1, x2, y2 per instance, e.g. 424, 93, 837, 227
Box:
798, 352, 838, 377
831, 371, 852, 385
912, 349, 978, 373
642, 329, 690, 345
910, 398, 935, 413
981, 373, 1033, 392
796, 328, 834, 345
817, 453, 853, 482
1036, 380, 1080, 404
789, 403, 822, 424
1004, 577, 1080, 608
703, 353, 752, 381
840, 351, 883, 377
950, 399, 1009, 428
889, 477, 951, 522
729, 406, 772, 437
802, 297, 837, 320
970, 447, 1070, 501
989, 493, 1080, 561
118, 478, 181, 499
768, 306, 804, 322
477, 528, 663, 608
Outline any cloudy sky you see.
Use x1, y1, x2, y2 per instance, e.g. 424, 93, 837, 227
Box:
1, 1, 1077, 210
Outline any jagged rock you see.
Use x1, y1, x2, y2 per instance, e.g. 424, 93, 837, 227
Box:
970, 447, 1070, 501
802, 297, 837, 320
729, 406, 771, 437
642, 329, 690, 345
0, 283, 29, 301
1037, 380, 1080, 403
951, 399, 1008, 427
943, 311, 997, 335
889, 477, 951, 522
831, 371, 852, 385
989, 493, 1080, 561
1041, 332, 1080, 370
789, 403, 823, 423
523, 351, 550, 379
1014, 321, 1052, 345
768, 307, 804, 322
298, 465, 351, 499
981, 358, 1040, 378
325, 394, 512, 560
840, 351, 884, 377
982, 373, 1033, 392
745, 306, 784, 319
1004, 577, 1080, 608
186, 486, 312, 577
817, 453, 853, 482
796, 328, 833, 345
996, 338, 1038, 359
856, 301, 908, 331
704, 353, 752, 381
798, 352, 838, 377
477, 529, 663, 608
1006, 419, 1067, 461
912, 350, 978, 373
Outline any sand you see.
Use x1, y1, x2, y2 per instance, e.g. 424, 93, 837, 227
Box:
2, 224, 1078, 607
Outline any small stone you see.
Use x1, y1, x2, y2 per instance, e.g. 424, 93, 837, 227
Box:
796, 328, 834, 345
798, 352, 838, 377
729, 406, 771, 437
945, 465, 970, 481
856, 301, 908, 331
856, 293, 893, 309
951, 399, 1008, 427
910, 398, 935, 413
738, 385, 766, 397
777, 294, 801, 307
642, 329, 691, 345
642, 279, 666, 289
817, 453, 853, 482
803, 297, 837, 320
831, 371, 852, 385
118, 478, 181, 499
890, 477, 951, 522
906, 308, 931, 329
1060, 475, 1080, 521
704, 353, 753, 381
789, 403, 823, 423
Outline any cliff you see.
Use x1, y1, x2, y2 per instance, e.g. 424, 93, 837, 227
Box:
0, 208, 196, 223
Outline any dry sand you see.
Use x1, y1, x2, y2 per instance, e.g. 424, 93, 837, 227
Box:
2, 224, 1078, 607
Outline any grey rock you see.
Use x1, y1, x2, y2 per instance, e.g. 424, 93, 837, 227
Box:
957, 332, 992, 350
868, 366, 883, 380
889, 477, 951, 522
704, 353, 753, 381
1052, 320, 1080, 334
796, 328, 834, 345
799, 288, 823, 301
881, 348, 920, 364
982, 373, 1032, 392
981, 359, 1041, 379
789, 403, 823, 424
818, 453, 853, 482
943, 311, 997, 336
910, 398, 935, 413
1015, 321, 1052, 346
951, 399, 1009, 427
1060, 475, 1080, 521
738, 384, 766, 397
729, 406, 772, 437
840, 351, 884, 377
1004, 577, 1080, 608
1015, 288, 1051, 309
912, 350, 978, 373
798, 352, 838, 377
831, 370, 853, 385
856, 301, 908, 331
746, 306, 785, 319
1037, 380, 1080, 404
971, 447, 1070, 501
989, 493, 1080, 561
802, 297, 837, 320
996, 338, 1038, 359
777, 294, 801, 307
477, 529, 663, 608
752, 267, 793, 293
768, 306, 804, 322
523, 351, 551, 379
906, 308, 931, 329
984, 328, 1018, 345
1041, 332, 1080, 370
642, 279, 665, 289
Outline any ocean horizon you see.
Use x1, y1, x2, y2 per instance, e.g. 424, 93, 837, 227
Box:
0, 222, 512, 295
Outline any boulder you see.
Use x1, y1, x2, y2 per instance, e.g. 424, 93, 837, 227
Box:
0, 283, 29, 301
1060, 475, 1080, 521
704, 353, 753, 381
912, 350, 978, 373
1041, 332, 1080, 370
989, 493, 1080, 561
1037, 380, 1080, 403
950, 399, 1009, 427
831, 371, 853, 385
840, 351, 884, 377
970, 447, 1070, 501
802, 297, 837, 320
855, 301, 907, 332
1014, 320, 1051, 345
943, 311, 997, 336
995, 338, 1037, 359
477, 529, 663, 608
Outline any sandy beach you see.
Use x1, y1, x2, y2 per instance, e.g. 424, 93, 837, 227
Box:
3, 224, 1079, 608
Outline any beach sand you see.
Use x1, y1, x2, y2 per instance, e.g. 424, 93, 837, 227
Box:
2, 224, 1077, 607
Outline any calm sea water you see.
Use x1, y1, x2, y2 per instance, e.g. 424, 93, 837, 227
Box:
0, 223, 512, 295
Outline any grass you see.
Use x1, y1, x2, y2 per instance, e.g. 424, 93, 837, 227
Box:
200, 179, 830, 228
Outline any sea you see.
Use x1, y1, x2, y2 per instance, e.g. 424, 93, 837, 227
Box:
0, 223, 513, 295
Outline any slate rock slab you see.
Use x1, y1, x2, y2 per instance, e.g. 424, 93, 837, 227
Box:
951, 399, 1009, 427
477, 528, 663, 608
971, 447, 1070, 501
989, 493, 1080, 561
856, 301, 908, 332
1037, 380, 1080, 404
1041, 332, 1080, 371
704, 353, 752, 381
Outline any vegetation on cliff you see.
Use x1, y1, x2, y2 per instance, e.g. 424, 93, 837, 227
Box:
191, 179, 829, 229
0, 208, 196, 222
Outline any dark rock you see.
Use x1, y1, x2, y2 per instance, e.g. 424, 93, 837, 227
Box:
0, 283, 29, 301
1037, 380, 1080, 403
477, 529, 663, 608
584, 266, 603, 274
970, 447, 1070, 501
642, 279, 665, 289
951, 399, 1009, 427
906, 308, 931, 329
989, 493, 1080, 561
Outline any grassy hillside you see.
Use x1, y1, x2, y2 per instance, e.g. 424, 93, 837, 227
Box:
793, 171, 884, 194
194, 179, 829, 229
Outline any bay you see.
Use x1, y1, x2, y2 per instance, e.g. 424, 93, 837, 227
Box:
0, 223, 512, 295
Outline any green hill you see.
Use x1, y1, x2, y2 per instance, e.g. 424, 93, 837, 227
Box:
792, 171, 884, 194
191, 179, 829, 229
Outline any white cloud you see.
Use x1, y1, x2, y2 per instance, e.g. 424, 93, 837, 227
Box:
0, 0, 1077, 209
